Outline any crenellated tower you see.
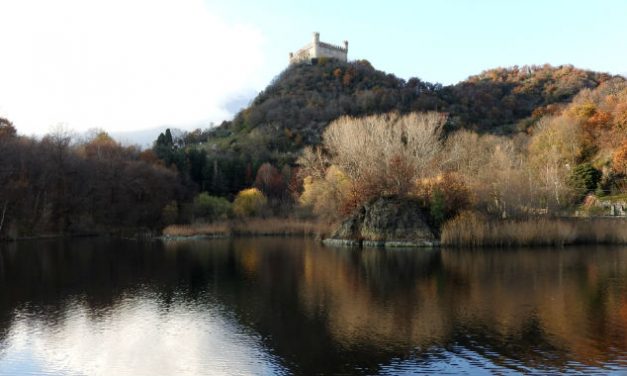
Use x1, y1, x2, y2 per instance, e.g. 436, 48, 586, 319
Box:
289, 32, 348, 65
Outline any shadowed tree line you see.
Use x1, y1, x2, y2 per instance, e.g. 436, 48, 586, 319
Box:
0, 119, 189, 239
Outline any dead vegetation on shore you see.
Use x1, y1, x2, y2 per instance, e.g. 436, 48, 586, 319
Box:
162, 218, 331, 238
441, 211, 627, 247
163, 212, 627, 249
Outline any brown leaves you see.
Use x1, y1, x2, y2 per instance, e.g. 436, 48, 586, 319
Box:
254, 163, 286, 199
412, 173, 471, 220
0, 118, 17, 140
613, 141, 627, 175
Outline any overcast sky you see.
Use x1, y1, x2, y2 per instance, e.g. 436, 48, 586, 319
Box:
1, 0, 626, 136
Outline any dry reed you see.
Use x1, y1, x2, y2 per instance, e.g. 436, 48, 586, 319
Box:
230, 218, 330, 236
162, 218, 330, 238
162, 223, 230, 237
441, 211, 627, 247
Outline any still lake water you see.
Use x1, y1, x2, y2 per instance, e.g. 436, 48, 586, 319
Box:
0, 238, 627, 375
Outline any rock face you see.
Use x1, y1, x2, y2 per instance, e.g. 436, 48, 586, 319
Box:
605, 201, 627, 216
324, 197, 438, 248
582, 194, 627, 217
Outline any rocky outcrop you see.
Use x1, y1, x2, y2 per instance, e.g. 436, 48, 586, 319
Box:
581, 194, 627, 217
323, 197, 438, 248
605, 201, 627, 216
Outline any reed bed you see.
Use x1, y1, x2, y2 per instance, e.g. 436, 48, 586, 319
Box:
162, 223, 230, 237
230, 218, 330, 236
162, 218, 330, 238
441, 211, 627, 247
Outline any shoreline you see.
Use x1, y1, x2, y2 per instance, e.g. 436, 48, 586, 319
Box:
161, 218, 330, 239
3, 216, 627, 249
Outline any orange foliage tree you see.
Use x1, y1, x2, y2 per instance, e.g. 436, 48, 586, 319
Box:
613, 141, 627, 176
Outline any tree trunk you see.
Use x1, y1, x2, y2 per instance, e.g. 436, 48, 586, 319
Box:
0, 201, 7, 234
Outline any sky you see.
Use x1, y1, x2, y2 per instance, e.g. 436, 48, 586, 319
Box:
1, 0, 626, 136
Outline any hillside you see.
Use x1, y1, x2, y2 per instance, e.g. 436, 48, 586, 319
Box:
176, 60, 619, 197
207, 61, 614, 155
206, 59, 444, 163
542, 76, 627, 178
445, 64, 614, 133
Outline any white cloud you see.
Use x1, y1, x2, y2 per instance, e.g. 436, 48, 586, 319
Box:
0, 0, 265, 135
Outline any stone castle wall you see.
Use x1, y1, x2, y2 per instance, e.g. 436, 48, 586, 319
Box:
316, 42, 348, 61
289, 33, 347, 64
290, 43, 315, 64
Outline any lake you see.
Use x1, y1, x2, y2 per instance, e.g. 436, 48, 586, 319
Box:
0, 238, 626, 375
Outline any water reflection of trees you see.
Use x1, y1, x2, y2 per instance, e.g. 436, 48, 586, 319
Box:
189, 240, 627, 373
441, 247, 627, 369
1, 239, 626, 374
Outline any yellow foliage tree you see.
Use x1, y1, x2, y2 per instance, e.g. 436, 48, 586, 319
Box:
300, 165, 351, 220
528, 117, 581, 208
233, 188, 268, 217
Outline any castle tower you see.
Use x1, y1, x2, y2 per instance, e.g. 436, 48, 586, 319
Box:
312, 32, 320, 58
289, 32, 348, 65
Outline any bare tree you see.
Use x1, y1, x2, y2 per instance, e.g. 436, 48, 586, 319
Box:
528, 117, 581, 210
323, 112, 446, 196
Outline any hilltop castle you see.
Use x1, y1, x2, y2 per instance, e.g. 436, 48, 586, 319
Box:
289, 32, 348, 65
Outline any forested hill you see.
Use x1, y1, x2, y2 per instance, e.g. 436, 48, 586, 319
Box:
205, 59, 444, 165
205, 60, 615, 162
150, 59, 618, 199
446, 65, 615, 133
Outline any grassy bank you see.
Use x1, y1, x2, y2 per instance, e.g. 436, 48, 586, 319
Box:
441, 211, 627, 247
162, 218, 330, 238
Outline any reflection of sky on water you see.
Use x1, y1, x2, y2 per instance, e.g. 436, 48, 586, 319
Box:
376, 347, 627, 375
0, 295, 286, 376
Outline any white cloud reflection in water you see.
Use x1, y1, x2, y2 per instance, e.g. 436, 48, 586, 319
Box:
0, 296, 286, 376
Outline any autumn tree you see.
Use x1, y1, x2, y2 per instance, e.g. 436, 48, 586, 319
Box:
82, 131, 125, 161
233, 188, 267, 217
441, 130, 536, 218
528, 117, 582, 210
0, 117, 17, 139
298, 112, 447, 218
253, 163, 286, 199
322, 112, 446, 209
299, 165, 352, 220
613, 140, 627, 176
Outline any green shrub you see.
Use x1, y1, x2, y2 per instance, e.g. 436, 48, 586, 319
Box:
193, 193, 231, 221
569, 163, 602, 199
